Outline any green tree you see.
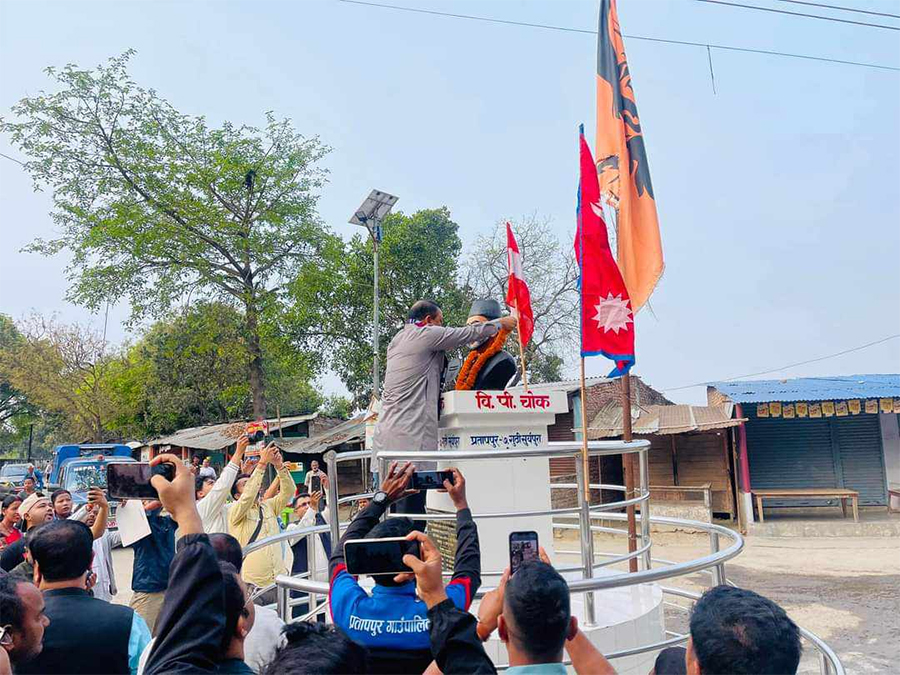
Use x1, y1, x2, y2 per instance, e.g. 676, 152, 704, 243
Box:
0, 315, 32, 431
0, 316, 122, 442
1, 51, 332, 417
319, 394, 355, 420
108, 302, 322, 438
312, 208, 472, 404
462, 214, 577, 383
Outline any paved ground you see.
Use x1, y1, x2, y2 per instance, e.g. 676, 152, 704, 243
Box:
112, 530, 898, 673
555, 530, 900, 674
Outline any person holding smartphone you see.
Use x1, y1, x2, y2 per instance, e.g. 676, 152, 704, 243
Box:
227, 442, 295, 604
371, 300, 516, 523
303, 460, 327, 496
328, 462, 480, 674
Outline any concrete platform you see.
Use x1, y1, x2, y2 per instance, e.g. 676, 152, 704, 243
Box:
747, 508, 900, 537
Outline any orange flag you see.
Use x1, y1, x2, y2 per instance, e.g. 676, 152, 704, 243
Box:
595, 0, 663, 311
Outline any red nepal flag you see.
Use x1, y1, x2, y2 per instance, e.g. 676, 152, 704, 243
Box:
574, 125, 635, 376
505, 222, 535, 348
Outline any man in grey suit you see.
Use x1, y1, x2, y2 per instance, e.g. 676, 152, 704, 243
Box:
372, 299, 516, 523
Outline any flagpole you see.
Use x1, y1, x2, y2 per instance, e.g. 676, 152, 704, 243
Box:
621, 373, 638, 573
578, 355, 596, 626
516, 326, 529, 389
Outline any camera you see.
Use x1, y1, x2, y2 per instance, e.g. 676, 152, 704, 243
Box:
245, 420, 269, 444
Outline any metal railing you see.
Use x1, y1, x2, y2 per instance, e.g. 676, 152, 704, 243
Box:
241, 441, 844, 675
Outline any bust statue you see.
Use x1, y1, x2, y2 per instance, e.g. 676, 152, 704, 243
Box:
453, 299, 518, 391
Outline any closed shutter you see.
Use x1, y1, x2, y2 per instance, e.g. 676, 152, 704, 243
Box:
745, 407, 888, 506
746, 412, 837, 506
835, 415, 886, 506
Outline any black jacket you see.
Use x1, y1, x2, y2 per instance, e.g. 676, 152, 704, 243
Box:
16, 588, 134, 675
144, 533, 228, 675
429, 599, 497, 674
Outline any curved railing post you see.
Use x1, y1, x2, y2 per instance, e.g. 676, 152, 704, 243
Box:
638, 447, 652, 571
709, 531, 725, 586
324, 450, 341, 545
575, 451, 596, 626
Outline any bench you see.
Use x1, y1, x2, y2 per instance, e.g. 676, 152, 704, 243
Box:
753, 488, 859, 523
889, 486, 900, 514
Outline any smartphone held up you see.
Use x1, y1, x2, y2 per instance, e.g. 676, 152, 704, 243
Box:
410, 470, 455, 491
344, 537, 422, 576
106, 462, 175, 501
509, 531, 539, 575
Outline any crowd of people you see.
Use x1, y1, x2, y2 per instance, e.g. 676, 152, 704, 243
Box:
0, 300, 806, 674
0, 452, 804, 675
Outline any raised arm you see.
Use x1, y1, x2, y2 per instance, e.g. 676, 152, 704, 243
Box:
402, 531, 496, 675
86, 488, 109, 541
422, 321, 501, 352
446, 469, 480, 608
328, 461, 415, 578
267, 450, 296, 513
228, 462, 265, 528
145, 454, 222, 675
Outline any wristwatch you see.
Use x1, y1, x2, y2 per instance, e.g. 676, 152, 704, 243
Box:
372, 491, 389, 506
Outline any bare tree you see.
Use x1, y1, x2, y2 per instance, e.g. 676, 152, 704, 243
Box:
462, 214, 578, 382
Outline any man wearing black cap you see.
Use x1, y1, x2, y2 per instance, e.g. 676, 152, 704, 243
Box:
372, 299, 516, 521
451, 298, 519, 391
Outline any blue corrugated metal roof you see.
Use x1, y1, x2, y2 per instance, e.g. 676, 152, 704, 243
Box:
709, 374, 900, 403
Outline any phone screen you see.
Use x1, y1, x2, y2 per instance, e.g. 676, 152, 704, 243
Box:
344, 537, 421, 576
106, 463, 174, 500
410, 470, 453, 491
310, 475, 322, 493
509, 531, 539, 574
107, 463, 156, 500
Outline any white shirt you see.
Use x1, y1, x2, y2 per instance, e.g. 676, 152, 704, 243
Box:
304, 469, 326, 492
187, 461, 240, 537
198, 466, 216, 480
285, 505, 330, 581
90, 535, 113, 602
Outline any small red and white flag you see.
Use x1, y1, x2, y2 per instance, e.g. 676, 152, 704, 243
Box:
505, 221, 535, 348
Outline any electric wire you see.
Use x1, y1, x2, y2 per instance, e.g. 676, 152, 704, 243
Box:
695, 0, 898, 30
661, 334, 900, 391
776, 0, 900, 19
337, 0, 900, 71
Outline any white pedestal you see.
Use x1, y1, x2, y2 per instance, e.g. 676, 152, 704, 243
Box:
429, 389, 568, 575
430, 390, 666, 674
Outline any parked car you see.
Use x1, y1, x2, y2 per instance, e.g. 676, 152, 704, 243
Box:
0, 463, 30, 492
56, 455, 137, 531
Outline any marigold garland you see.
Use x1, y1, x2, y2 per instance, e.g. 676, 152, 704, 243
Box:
455, 328, 512, 391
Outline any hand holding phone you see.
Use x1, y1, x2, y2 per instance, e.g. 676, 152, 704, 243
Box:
379, 461, 417, 502
395, 531, 447, 609
87, 487, 108, 510
149, 453, 202, 535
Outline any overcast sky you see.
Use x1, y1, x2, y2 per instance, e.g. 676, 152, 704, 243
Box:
1, 0, 898, 404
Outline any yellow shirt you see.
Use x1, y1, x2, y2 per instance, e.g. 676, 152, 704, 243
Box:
228, 464, 295, 588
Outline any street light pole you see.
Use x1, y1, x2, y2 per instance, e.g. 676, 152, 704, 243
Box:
349, 190, 398, 399
372, 232, 380, 395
